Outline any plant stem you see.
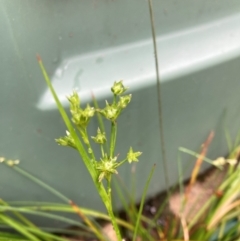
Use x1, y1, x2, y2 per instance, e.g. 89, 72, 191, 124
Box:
91, 92, 109, 153
147, 0, 169, 196
10, 164, 105, 240
116, 158, 128, 168
110, 121, 117, 158
0, 214, 41, 241
98, 184, 122, 241
82, 127, 96, 161
12, 165, 70, 203
133, 164, 156, 241
100, 144, 105, 158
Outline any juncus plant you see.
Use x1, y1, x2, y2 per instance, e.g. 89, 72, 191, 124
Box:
38, 55, 141, 241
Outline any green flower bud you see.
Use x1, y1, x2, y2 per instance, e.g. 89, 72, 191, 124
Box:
55, 131, 76, 149
71, 104, 95, 128
91, 128, 107, 144
118, 94, 132, 109
84, 104, 95, 118
67, 91, 80, 113
111, 80, 128, 95
96, 155, 118, 182
127, 147, 142, 163
100, 101, 120, 121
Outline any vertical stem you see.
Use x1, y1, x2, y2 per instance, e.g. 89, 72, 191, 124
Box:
98, 184, 122, 241
113, 94, 117, 105
107, 177, 112, 205
91, 91, 109, 153
110, 122, 117, 158
100, 144, 105, 158
147, 0, 169, 195
80, 127, 96, 161
107, 206, 122, 241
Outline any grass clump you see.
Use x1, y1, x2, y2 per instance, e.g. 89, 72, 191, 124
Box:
38, 56, 146, 241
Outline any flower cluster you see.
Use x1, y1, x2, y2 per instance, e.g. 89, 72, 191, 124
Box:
91, 128, 106, 144
96, 147, 142, 183
95, 155, 119, 182
55, 81, 142, 183
99, 81, 131, 122
68, 91, 95, 128
56, 131, 76, 149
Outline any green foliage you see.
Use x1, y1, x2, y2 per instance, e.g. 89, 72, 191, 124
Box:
38, 57, 142, 241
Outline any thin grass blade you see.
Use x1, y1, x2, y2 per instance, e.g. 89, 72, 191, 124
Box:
133, 164, 156, 241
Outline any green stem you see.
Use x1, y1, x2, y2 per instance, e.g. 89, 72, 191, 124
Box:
7, 164, 104, 240
0, 214, 41, 241
12, 202, 133, 231
91, 92, 109, 153
113, 94, 117, 105
98, 183, 122, 241
147, 0, 169, 196
12, 165, 70, 203
133, 164, 156, 241
110, 121, 117, 158
81, 127, 96, 161
0, 199, 36, 229
107, 177, 112, 204
116, 158, 128, 168
100, 144, 105, 158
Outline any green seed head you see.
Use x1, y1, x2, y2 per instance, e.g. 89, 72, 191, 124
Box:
100, 101, 120, 121
92, 128, 107, 144
55, 130, 76, 149
96, 155, 118, 182
118, 94, 132, 109
127, 147, 142, 163
111, 80, 128, 95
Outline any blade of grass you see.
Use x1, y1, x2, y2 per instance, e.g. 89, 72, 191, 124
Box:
208, 192, 240, 229
0, 214, 41, 241
114, 175, 138, 219
111, 175, 149, 239
185, 131, 214, 200
18, 226, 69, 241
178, 147, 222, 169
36, 226, 95, 238
0, 231, 28, 240
3, 162, 105, 240
188, 163, 240, 229
147, 0, 169, 195
112, 177, 131, 218
224, 128, 232, 154
9, 203, 133, 231
233, 129, 240, 149
10, 165, 70, 203
0, 199, 39, 231
113, 174, 148, 237
37, 55, 95, 178
37, 56, 121, 240
133, 164, 156, 241
113, 176, 157, 240
0, 206, 90, 229
176, 151, 184, 239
